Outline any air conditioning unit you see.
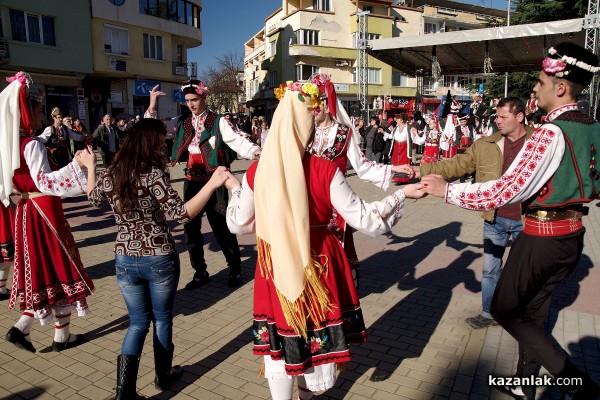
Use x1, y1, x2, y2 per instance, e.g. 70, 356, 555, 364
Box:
335, 60, 349, 67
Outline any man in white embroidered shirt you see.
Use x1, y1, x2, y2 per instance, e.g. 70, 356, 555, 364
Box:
422, 42, 600, 399
146, 81, 260, 289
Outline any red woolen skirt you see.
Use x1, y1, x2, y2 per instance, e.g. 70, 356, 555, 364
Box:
0, 203, 15, 263
392, 141, 410, 183
420, 143, 439, 165
9, 196, 93, 321
252, 229, 367, 376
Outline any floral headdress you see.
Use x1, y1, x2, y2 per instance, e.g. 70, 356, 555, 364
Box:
274, 80, 322, 110
181, 80, 209, 96
542, 42, 600, 85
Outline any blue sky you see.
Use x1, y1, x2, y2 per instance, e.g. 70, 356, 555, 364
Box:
188, 0, 510, 72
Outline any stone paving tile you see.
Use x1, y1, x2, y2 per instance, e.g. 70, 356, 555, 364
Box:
0, 160, 598, 399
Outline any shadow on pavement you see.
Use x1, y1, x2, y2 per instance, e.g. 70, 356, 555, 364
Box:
0, 387, 47, 399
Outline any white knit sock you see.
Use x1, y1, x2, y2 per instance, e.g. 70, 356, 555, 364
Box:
53, 312, 72, 343
14, 311, 35, 340
297, 376, 315, 400
0, 262, 11, 294
267, 376, 294, 400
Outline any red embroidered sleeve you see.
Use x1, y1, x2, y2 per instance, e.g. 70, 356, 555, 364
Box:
446, 126, 563, 211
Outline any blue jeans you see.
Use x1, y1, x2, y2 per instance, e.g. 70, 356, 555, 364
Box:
116, 254, 180, 356
482, 216, 522, 318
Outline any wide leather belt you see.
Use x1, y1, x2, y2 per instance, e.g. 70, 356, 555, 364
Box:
20, 192, 46, 199
525, 209, 583, 222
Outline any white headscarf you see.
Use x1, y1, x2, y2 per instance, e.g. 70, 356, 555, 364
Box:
254, 84, 331, 338
0, 76, 26, 206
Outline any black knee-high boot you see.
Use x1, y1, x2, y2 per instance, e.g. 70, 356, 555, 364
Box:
115, 355, 146, 400
154, 344, 183, 390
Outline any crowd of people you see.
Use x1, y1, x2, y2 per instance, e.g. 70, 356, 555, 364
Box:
0, 40, 599, 400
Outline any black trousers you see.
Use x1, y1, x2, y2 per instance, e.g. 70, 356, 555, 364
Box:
491, 228, 584, 380
183, 179, 241, 279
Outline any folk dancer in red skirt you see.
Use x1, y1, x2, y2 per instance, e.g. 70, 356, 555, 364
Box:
303, 74, 406, 274
455, 115, 474, 154
225, 82, 426, 399
0, 71, 95, 353
390, 114, 412, 184
420, 116, 441, 165
0, 201, 15, 300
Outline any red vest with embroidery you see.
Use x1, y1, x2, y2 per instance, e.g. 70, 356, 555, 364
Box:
306, 125, 351, 174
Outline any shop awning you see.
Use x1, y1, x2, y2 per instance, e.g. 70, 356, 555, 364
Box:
368, 18, 585, 77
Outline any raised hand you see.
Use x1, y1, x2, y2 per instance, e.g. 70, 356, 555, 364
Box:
148, 84, 166, 114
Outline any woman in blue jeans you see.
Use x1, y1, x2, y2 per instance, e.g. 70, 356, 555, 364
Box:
81, 118, 233, 399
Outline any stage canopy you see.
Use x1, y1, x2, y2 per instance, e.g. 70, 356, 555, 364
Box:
368, 18, 585, 77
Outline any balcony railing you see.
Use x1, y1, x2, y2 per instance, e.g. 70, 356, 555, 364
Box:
0, 38, 9, 61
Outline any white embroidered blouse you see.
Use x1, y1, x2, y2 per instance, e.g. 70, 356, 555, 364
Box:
444, 104, 577, 210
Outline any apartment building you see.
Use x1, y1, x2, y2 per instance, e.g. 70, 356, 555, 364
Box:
88, 0, 202, 125
0, 0, 202, 129
0, 1, 93, 121
244, 0, 505, 121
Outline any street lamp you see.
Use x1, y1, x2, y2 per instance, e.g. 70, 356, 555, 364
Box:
504, 0, 511, 97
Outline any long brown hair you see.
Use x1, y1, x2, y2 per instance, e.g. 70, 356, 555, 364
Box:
108, 118, 167, 213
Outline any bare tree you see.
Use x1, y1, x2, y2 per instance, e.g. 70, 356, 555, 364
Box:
200, 51, 244, 114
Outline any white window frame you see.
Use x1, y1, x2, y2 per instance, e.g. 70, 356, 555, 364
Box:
295, 29, 320, 45
269, 40, 277, 57
351, 32, 380, 48
143, 33, 164, 60
392, 71, 408, 87
312, 0, 331, 11
296, 64, 320, 81
424, 22, 437, 35
352, 68, 381, 84
10, 9, 55, 45
104, 24, 129, 55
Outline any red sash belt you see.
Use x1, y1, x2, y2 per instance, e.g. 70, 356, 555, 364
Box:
186, 153, 211, 182
523, 216, 583, 237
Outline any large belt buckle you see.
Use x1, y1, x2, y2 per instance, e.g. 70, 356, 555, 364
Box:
536, 210, 548, 220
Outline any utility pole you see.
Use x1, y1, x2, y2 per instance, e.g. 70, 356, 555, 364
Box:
584, 0, 600, 118
357, 11, 370, 120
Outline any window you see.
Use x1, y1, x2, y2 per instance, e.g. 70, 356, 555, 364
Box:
313, 0, 331, 11
143, 33, 163, 60
296, 64, 319, 81
104, 25, 129, 55
268, 71, 277, 88
392, 71, 408, 87
294, 29, 319, 46
424, 23, 437, 34
269, 40, 277, 57
352, 68, 381, 84
10, 9, 55, 46
177, 0, 186, 23
352, 32, 380, 48
140, 0, 200, 27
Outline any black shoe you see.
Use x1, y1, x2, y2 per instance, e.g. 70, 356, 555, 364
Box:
155, 365, 183, 390
465, 314, 498, 329
228, 275, 241, 288
6, 326, 36, 353
495, 384, 530, 399
0, 291, 10, 301
51, 334, 87, 352
184, 272, 210, 290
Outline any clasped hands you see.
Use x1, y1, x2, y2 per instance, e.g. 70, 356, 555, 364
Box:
394, 164, 448, 198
